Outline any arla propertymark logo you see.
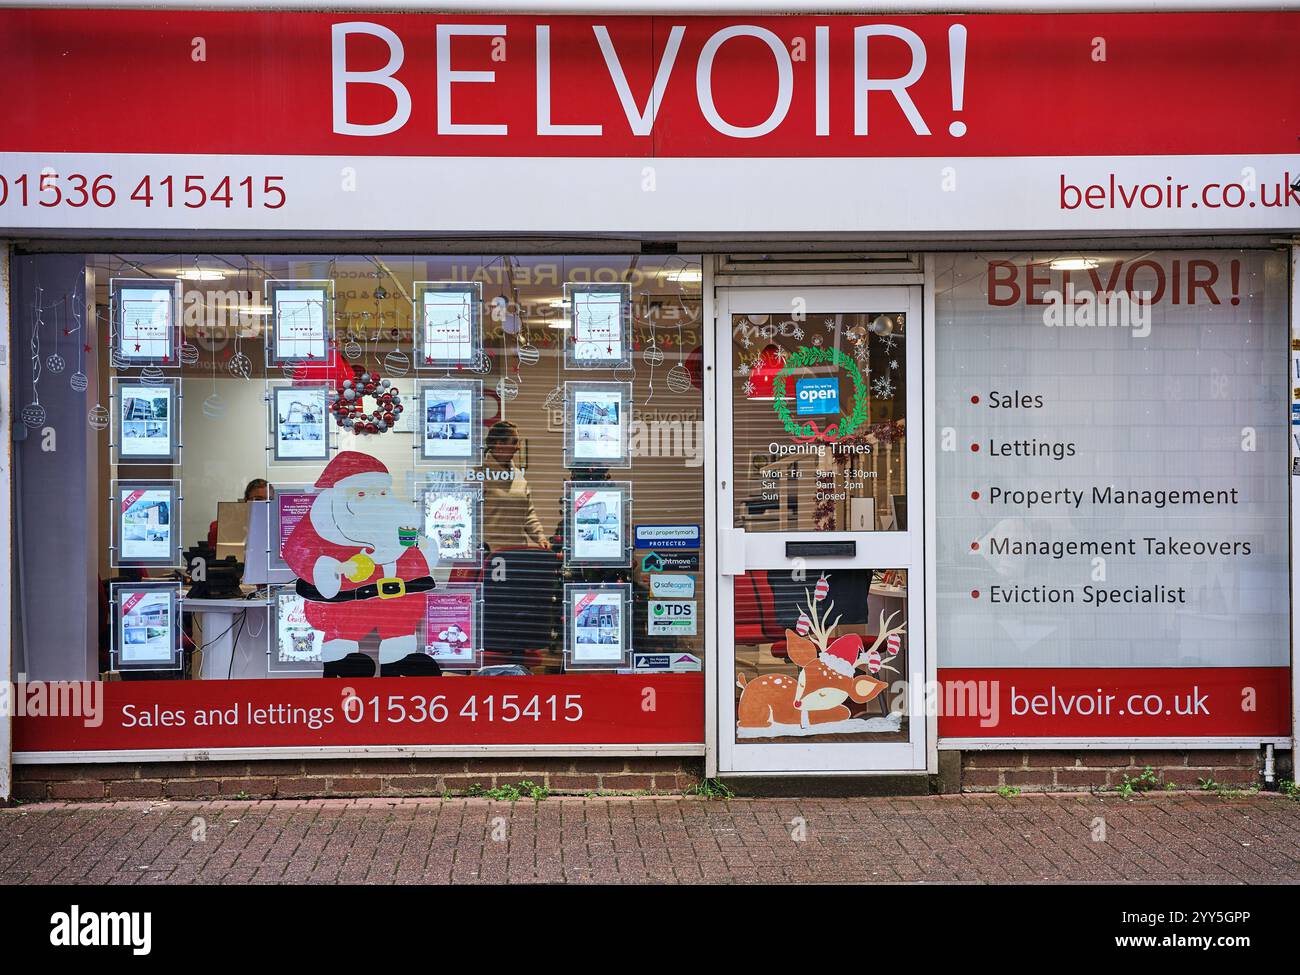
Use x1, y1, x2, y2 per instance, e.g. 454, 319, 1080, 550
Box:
795, 377, 839, 415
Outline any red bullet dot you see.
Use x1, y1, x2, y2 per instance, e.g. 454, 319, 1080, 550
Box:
970, 395, 979, 404
970, 491, 980, 500
970, 541, 979, 551
971, 590, 980, 599
970, 443, 979, 452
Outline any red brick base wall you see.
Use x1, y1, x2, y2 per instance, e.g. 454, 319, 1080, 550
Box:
960, 749, 1264, 793
12, 757, 705, 802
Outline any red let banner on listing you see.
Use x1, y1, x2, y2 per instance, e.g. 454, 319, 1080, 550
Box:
13, 674, 704, 752
936, 667, 1291, 738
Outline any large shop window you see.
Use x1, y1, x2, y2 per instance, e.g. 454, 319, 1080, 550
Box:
933, 249, 1291, 739
12, 253, 706, 749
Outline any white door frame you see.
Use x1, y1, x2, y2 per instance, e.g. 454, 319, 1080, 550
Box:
713, 283, 926, 774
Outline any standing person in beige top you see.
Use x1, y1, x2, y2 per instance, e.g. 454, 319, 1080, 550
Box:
482, 420, 549, 552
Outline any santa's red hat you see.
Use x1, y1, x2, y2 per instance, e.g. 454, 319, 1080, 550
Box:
315, 451, 389, 489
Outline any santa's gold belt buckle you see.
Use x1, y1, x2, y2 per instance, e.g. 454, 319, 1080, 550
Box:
376, 577, 406, 599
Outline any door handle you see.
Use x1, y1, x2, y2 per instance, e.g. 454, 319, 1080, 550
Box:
719, 528, 747, 576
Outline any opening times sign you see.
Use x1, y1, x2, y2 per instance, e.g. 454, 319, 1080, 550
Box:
933, 251, 1290, 738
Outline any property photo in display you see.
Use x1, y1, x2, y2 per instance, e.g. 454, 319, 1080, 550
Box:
117, 383, 174, 460
568, 483, 629, 565
274, 386, 329, 461
570, 384, 628, 464
567, 585, 629, 666
422, 386, 474, 460
117, 486, 175, 564
115, 586, 177, 668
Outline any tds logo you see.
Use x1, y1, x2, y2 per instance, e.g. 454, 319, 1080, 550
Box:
795, 378, 839, 416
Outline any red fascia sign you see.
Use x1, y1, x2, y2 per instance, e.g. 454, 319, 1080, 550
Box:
936, 667, 1291, 739
12, 674, 704, 752
2, 11, 1297, 233
0, 10, 1296, 158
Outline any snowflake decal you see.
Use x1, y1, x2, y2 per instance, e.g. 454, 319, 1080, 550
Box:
889, 359, 899, 371
880, 334, 898, 352
742, 380, 756, 396
738, 362, 750, 376
791, 325, 805, 340
871, 376, 895, 398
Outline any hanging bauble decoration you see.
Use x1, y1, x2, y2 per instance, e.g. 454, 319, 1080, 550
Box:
643, 343, 664, 366
666, 363, 692, 393
45, 353, 65, 374
141, 365, 165, 386
88, 404, 110, 431
20, 403, 46, 428
110, 348, 131, 370
227, 351, 252, 379
543, 386, 564, 410
342, 336, 363, 360
202, 393, 225, 418
383, 348, 411, 377
496, 376, 519, 401
180, 341, 201, 366
330, 368, 404, 435
517, 340, 539, 366
70, 371, 88, 393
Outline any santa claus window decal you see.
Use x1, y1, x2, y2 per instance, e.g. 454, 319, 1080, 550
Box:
415, 378, 482, 466
418, 481, 483, 565
265, 279, 333, 367
414, 281, 481, 370
278, 452, 445, 679
110, 278, 182, 367
564, 282, 631, 369
111, 581, 183, 673
564, 583, 632, 670
111, 479, 182, 569
268, 381, 333, 464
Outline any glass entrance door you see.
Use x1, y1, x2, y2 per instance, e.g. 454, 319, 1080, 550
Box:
716, 286, 925, 773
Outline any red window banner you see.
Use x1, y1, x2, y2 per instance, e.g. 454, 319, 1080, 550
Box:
0, 10, 1296, 159
936, 668, 1291, 739
12, 675, 704, 752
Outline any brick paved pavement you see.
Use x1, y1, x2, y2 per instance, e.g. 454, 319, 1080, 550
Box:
1, 793, 1297, 884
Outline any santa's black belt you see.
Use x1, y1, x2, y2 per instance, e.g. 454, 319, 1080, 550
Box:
296, 576, 436, 603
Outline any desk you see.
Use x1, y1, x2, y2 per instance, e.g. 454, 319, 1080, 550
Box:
185, 597, 299, 680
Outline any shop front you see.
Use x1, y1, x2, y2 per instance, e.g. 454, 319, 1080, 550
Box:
0, 6, 1296, 798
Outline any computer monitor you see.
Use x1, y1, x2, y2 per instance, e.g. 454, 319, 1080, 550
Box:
242, 500, 294, 585
214, 501, 250, 563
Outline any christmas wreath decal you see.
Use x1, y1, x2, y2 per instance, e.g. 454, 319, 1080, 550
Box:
772, 346, 869, 442
328, 368, 405, 435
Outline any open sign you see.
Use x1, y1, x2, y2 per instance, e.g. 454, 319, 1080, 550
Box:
795, 378, 840, 415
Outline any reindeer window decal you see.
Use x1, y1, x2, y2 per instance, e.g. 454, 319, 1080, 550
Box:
736, 572, 907, 739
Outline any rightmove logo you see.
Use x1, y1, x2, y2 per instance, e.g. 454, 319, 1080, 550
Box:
50, 905, 152, 956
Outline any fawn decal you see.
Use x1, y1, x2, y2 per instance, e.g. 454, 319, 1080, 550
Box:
736, 574, 906, 738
